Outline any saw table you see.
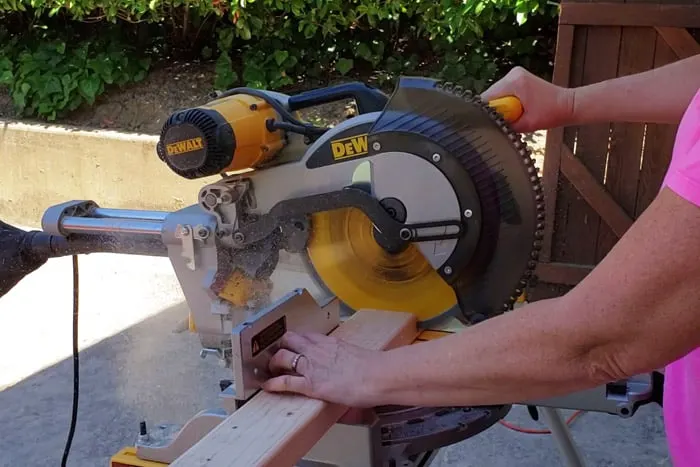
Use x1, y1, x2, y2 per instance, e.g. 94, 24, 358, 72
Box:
0, 76, 663, 467
106, 289, 658, 467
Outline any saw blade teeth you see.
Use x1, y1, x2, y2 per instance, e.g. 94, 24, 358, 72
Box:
434, 79, 546, 314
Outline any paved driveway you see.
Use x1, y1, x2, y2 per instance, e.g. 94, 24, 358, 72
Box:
0, 249, 671, 466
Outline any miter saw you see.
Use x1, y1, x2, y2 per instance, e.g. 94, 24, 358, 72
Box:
0, 76, 662, 467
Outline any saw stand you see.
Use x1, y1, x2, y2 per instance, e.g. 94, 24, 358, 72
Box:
521, 369, 663, 467
113, 289, 662, 467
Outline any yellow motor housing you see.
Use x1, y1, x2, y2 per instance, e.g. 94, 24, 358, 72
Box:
156, 93, 285, 179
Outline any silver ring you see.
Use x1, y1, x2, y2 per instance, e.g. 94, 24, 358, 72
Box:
291, 353, 303, 373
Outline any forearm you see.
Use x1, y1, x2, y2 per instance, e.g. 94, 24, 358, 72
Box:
369, 189, 700, 408
571, 55, 700, 125
370, 296, 598, 407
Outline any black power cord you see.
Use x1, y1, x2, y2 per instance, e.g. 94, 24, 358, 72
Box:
61, 255, 80, 467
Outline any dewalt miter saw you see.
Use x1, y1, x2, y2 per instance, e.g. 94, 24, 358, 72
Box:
0, 77, 659, 467
151, 75, 541, 327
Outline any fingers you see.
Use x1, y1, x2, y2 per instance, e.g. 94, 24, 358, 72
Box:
481, 66, 527, 102
269, 348, 309, 375
301, 332, 335, 346
280, 331, 335, 351
481, 79, 511, 102
262, 374, 311, 396
280, 331, 311, 353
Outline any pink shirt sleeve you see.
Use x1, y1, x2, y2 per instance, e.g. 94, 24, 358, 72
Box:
659, 87, 700, 467
662, 89, 700, 204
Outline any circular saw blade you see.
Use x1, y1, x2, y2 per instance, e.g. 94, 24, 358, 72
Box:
306, 207, 458, 321
303, 76, 543, 325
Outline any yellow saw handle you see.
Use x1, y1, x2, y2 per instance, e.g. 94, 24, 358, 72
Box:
488, 96, 523, 123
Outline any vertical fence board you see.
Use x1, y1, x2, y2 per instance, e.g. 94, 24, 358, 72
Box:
559, 24, 622, 265
595, 26, 658, 261
541, 24, 575, 262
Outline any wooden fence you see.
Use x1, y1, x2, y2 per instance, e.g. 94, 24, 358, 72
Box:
530, 0, 700, 300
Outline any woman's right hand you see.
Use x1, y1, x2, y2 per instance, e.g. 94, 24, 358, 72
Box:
481, 67, 576, 133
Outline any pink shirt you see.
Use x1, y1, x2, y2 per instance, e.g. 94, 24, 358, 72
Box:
661, 87, 700, 466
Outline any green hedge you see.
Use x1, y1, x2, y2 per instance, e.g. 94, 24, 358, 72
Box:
0, 0, 559, 120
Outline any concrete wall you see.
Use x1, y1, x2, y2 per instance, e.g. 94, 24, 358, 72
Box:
0, 120, 219, 227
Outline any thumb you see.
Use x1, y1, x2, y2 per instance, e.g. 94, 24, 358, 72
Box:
262, 374, 312, 396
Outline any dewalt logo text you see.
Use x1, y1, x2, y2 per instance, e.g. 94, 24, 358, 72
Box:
166, 137, 204, 156
330, 134, 368, 160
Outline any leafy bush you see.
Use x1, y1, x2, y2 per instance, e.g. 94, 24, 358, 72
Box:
0, 0, 558, 120
0, 28, 150, 120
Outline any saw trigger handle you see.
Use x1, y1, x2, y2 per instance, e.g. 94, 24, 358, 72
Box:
488, 96, 523, 123
288, 82, 389, 114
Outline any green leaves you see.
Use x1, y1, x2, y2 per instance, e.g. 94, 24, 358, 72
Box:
0, 33, 151, 120
214, 53, 238, 89
335, 58, 353, 75
273, 50, 288, 66
78, 73, 101, 104
1, 0, 556, 121
208, 0, 555, 92
0, 57, 13, 85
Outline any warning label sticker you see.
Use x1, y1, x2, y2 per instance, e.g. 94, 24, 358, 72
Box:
251, 316, 287, 357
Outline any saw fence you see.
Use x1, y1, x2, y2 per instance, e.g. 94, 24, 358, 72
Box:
531, 0, 700, 300
169, 309, 418, 467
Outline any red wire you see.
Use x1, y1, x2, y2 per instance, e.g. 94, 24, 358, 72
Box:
498, 410, 584, 434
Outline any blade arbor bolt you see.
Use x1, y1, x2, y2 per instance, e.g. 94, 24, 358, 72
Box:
233, 232, 245, 243
204, 193, 218, 207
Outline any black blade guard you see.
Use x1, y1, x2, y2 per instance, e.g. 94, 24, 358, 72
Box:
366, 76, 544, 324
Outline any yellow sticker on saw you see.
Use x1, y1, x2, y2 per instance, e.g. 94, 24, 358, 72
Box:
330, 133, 368, 160
166, 137, 204, 156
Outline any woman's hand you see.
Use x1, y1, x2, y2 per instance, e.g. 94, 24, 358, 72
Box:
262, 331, 385, 408
481, 66, 575, 132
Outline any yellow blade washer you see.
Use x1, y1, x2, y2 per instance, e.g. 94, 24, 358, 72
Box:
306, 206, 458, 321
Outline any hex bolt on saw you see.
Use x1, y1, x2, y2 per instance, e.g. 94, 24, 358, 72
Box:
0, 77, 663, 467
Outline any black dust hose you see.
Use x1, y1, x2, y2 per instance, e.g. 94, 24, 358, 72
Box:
0, 221, 51, 297
0, 221, 167, 299
61, 255, 80, 467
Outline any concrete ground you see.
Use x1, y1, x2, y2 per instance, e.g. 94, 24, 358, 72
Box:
0, 249, 672, 467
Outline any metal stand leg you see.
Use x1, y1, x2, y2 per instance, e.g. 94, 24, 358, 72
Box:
540, 407, 586, 467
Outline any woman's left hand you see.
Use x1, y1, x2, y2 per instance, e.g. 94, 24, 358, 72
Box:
262, 331, 385, 408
